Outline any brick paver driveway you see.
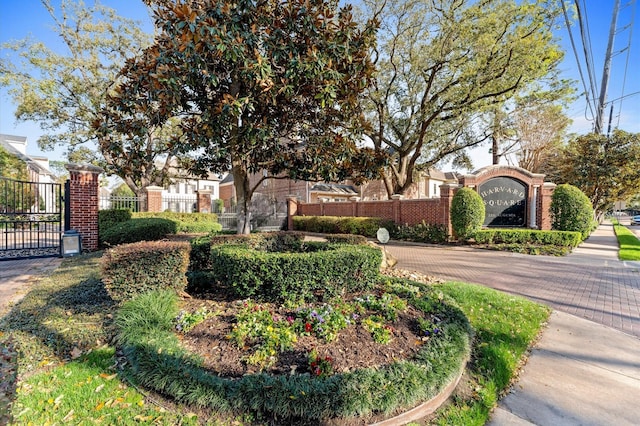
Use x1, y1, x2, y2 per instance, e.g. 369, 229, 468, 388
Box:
385, 243, 640, 338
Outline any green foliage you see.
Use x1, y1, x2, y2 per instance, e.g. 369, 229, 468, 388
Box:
613, 223, 640, 261
325, 233, 369, 245
115, 282, 472, 422
133, 212, 222, 234
474, 228, 582, 247
0, 145, 29, 180
209, 243, 382, 302
101, 241, 191, 303
392, 221, 449, 243
450, 188, 485, 240
99, 217, 177, 246
360, 0, 568, 196
545, 130, 640, 217
0, 1, 183, 196
98, 208, 131, 236
100, 0, 383, 234
550, 184, 594, 238
362, 316, 394, 344
293, 216, 395, 237
174, 306, 217, 333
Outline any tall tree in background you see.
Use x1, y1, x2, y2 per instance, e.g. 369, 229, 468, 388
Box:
544, 130, 640, 218
0, 0, 184, 197
99, 0, 382, 233
360, 0, 567, 197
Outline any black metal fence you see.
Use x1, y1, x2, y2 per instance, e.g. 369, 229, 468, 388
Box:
0, 176, 63, 259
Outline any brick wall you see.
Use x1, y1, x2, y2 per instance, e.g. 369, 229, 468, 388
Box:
145, 186, 163, 213
65, 164, 103, 251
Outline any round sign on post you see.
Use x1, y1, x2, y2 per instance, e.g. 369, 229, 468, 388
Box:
377, 227, 390, 244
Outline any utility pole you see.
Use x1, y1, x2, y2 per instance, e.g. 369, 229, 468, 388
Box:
595, 0, 621, 134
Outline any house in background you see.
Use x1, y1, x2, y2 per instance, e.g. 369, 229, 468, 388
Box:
218, 167, 459, 214
0, 134, 55, 184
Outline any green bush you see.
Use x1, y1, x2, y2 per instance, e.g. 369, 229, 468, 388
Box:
133, 212, 222, 234
101, 240, 191, 302
450, 188, 485, 240
550, 184, 594, 239
293, 216, 394, 238
392, 221, 448, 244
474, 229, 582, 247
209, 242, 382, 302
100, 218, 177, 246
325, 233, 369, 245
98, 209, 131, 236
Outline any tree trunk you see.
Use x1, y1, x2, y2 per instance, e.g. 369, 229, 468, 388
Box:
232, 161, 252, 235
492, 134, 500, 165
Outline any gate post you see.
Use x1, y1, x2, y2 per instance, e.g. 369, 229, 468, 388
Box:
65, 163, 103, 251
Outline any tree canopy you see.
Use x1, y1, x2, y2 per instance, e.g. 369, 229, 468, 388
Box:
544, 130, 640, 217
0, 0, 184, 197
99, 0, 383, 233
359, 0, 568, 197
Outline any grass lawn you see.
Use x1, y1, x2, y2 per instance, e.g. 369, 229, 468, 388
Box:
613, 223, 640, 261
0, 253, 549, 425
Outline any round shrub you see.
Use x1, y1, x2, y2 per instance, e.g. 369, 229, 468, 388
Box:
100, 217, 177, 246
450, 187, 485, 240
101, 240, 191, 302
550, 184, 594, 239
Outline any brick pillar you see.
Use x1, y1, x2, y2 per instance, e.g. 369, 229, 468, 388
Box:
439, 184, 459, 237
287, 196, 298, 231
350, 196, 360, 217
539, 182, 556, 230
65, 163, 103, 251
391, 194, 404, 223
145, 186, 164, 212
196, 189, 212, 213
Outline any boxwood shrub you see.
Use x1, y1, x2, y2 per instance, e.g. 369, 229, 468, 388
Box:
450, 187, 485, 240
325, 233, 369, 245
100, 217, 177, 246
392, 222, 448, 244
550, 184, 594, 239
101, 240, 191, 302
293, 216, 394, 238
209, 242, 382, 301
98, 209, 131, 233
474, 229, 582, 247
133, 212, 222, 234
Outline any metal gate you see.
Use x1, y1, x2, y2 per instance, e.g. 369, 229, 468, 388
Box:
0, 176, 63, 260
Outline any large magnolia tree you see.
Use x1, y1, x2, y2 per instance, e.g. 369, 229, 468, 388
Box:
360, 0, 568, 197
98, 0, 383, 233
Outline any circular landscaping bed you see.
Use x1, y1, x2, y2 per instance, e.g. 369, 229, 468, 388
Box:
112, 233, 473, 424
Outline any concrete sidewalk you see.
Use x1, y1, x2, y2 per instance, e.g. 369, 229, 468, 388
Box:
488, 311, 640, 426
0, 257, 62, 315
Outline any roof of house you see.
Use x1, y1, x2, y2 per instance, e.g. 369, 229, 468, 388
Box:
0, 134, 53, 177
309, 183, 358, 195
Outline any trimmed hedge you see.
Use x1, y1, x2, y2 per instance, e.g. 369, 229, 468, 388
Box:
133, 212, 222, 234
450, 187, 485, 240
100, 217, 177, 246
392, 222, 448, 244
550, 184, 594, 239
325, 233, 369, 245
293, 216, 395, 238
474, 229, 582, 247
98, 209, 132, 233
209, 242, 382, 301
115, 281, 472, 423
189, 232, 307, 272
101, 240, 191, 302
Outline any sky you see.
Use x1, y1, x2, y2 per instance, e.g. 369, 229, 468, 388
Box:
1, 0, 638, 171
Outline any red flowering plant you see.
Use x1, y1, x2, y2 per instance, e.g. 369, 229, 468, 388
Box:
308, 349, 334, 378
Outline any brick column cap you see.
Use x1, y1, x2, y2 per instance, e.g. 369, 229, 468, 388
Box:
197, 189, 213, 194
145, 185, 164, 192
65, 163, 104, 174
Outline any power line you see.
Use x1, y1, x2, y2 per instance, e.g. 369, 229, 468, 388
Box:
575, 0, 600, 117
615, 0, 637, 129
562, 1, 596, 121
